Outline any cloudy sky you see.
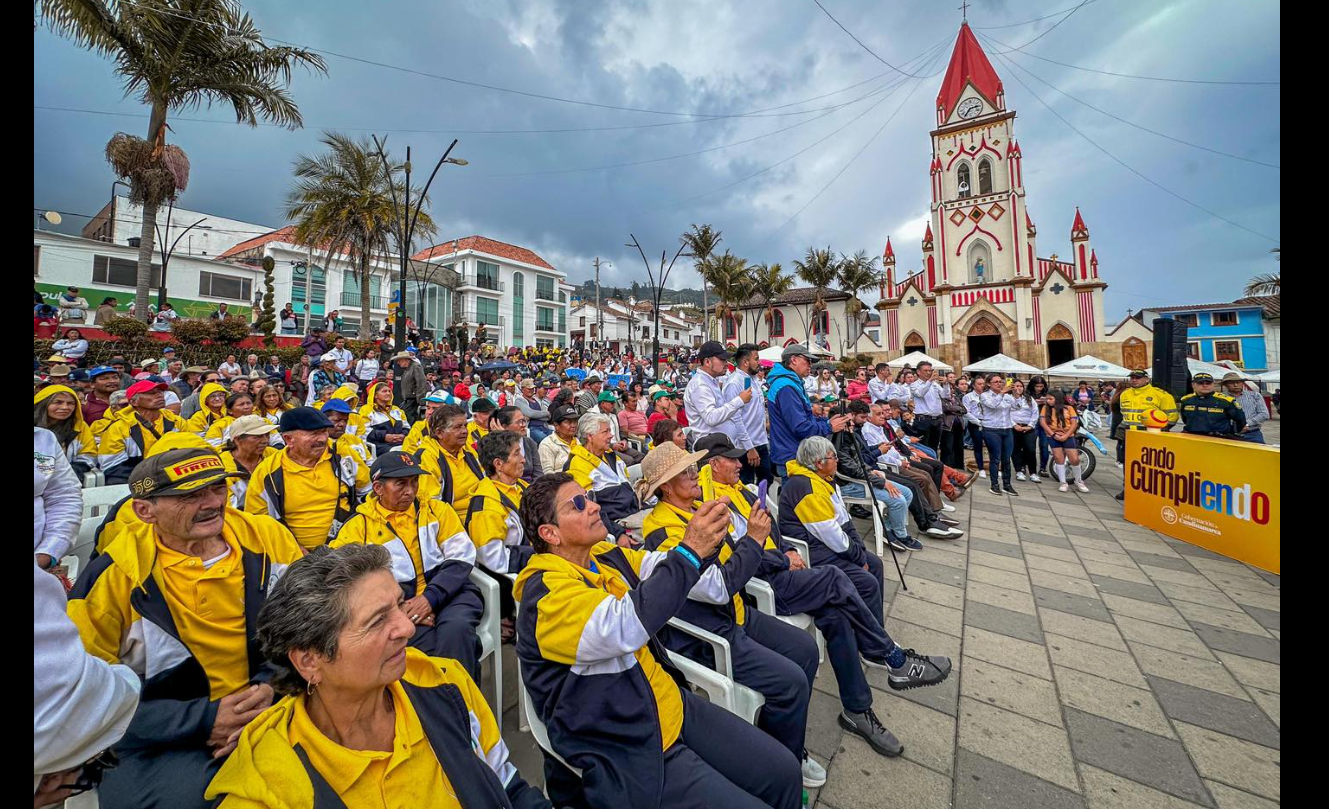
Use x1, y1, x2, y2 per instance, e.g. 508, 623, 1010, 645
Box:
34, 0, 1280, 322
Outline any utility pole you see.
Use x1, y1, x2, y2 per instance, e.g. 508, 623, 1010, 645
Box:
594, 256, 602, 351
304, 242, 314, 333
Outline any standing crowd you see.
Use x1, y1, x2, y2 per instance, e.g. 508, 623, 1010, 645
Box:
34, 328, 1269, 808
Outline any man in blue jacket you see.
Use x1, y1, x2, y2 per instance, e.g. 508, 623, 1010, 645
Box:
767, 344, 851, 474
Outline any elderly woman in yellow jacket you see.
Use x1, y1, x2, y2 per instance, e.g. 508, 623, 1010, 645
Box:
205, 391, 257, 448
204, 543, 548, 809
323, 383, 367, 435
358, 380, 410, 455
254, 385, 292, 445
186, 382, 229, 434
34, 384, 97, 476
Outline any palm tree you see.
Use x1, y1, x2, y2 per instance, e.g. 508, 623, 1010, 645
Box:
40, 0, 325, 322
679, 224, 722, 339
837, 249, 881, 353
704, 251, 752, 343
1244, 269, 1280, 298
286, 133, 436, 338
751, 262, 793, 345
792, 246, 841, 344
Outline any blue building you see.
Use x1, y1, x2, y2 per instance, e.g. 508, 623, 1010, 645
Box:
1136, 301, 1270, 371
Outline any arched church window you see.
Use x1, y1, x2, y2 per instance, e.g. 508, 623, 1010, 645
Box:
957, 162, 971, 198
978, 158, 993, 195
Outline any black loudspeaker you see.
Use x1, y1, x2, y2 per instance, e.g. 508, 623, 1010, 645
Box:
1151, 318, 1190, 398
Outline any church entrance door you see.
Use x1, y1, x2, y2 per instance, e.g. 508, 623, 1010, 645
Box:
1046, 323, 1075, 367
967, 334, 1001, 364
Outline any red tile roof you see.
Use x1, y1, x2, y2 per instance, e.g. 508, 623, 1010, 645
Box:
937, 23, 1003, 120
413, 236, 557, 271
1234, 295, 1280, 317
216, 226, 300, 259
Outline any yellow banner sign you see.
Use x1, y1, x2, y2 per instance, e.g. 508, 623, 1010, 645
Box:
1124, 430, 1279, 574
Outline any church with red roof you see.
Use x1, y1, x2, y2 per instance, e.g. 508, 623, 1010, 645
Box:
875, 23, 1126, 370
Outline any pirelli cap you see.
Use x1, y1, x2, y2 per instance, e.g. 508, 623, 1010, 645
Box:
129, 447, 240, 498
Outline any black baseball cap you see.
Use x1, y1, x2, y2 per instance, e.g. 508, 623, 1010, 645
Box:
129, 448, 240, 499
279, 406, 333, 432
370, 450, 426, 481
699, 340, 731, 361
694, 433, 746, 460
551, 405, 579, 423
470, 397, 497, 413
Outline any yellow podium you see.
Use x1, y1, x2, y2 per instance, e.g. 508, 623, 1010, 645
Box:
1124, 430, 1279, 574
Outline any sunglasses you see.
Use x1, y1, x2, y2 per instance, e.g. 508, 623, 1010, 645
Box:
562, 493, 591, 513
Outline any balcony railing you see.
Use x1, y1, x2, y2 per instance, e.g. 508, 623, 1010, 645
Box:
535, 289, 555, 301
459, 310, 504, 328
462, 275, 504, 292
535, 321, 558, 332
340, 291, 388, 309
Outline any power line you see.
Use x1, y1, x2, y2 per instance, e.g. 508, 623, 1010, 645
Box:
762, 45, 946, 242
980, 31, 1279, 86
649, 39, 951, 213
981, 35, 1279, 169
33, 208, 283, 238
997, 0, 1092, 51
973, 1, 1100, 30
986, 49, 1279, 244
105, 0, 939, 121
809, 0, 941, 79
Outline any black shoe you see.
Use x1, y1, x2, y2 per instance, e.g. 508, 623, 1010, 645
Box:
1003, 484, 1019, 496
990, 484, 1003, 495
886, 648, 953, 690
849, 504, 873, 520
838, 708, 904, 757
1115, 491, 1126, 502
937, 516, 962, 527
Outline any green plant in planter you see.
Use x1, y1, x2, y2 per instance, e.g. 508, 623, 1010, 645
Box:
213, 318, 252, 343
170, 318, 217, 344
258, 257, 278, 346
102, 316, 149, 341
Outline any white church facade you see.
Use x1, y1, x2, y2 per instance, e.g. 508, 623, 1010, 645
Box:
876, 22, 1138, 369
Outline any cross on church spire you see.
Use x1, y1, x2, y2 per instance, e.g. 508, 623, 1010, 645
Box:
958, 0, 970, 21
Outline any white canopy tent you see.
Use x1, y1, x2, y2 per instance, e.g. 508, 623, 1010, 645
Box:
1255, 369, 1280, 384
758, 342, 834, 364
1188, 358, 1239, 378
962, 353, 1042, 375
1043, 355, 1132, 380
886, 351, 952, 371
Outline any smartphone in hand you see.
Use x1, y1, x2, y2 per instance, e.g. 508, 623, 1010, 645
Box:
755, 479, 769, 509
744, 376, 752, 390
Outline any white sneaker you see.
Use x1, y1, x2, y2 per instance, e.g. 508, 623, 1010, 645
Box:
941, 503, 956, 512
1076, 482, 1090, 493
802, 755, 828, 788
1115, 462, 1124, 469
1029, 474, 1041, 483
978, 470, 988, 479
1058, 483, 1069, 492
1016, 472, 1027, 481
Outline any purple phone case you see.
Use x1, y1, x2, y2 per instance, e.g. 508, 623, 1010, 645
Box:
756, 479, 769, 508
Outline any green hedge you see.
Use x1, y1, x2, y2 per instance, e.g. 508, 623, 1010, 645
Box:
36, 338, 311, 370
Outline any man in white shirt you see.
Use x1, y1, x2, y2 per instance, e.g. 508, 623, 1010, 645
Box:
868, 363, 893, 404
909, 361, 944, 450
728, 343, 772, 484
325, 335, 354, 374
683, 340, 753, 452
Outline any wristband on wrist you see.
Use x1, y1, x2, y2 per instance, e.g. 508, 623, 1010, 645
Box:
673, 545, 701, 570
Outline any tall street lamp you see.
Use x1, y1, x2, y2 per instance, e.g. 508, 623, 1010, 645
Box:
153, 199, 211, 308
371, 136, 467, 348
627, 234, 688, 374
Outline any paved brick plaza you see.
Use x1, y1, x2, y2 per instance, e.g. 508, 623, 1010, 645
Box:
495, 420, 1280, 808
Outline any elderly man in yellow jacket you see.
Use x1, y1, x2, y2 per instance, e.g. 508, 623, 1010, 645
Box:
330, 451, 484, 680
97, 379, 187, 484
67, 446, 303, 809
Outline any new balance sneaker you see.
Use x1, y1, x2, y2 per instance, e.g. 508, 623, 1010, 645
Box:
899, 534, 924, 550
838, 709, 904, 757
1016, 472, 1027, 481
801, 754, 827, 788
886, 649, 953, 690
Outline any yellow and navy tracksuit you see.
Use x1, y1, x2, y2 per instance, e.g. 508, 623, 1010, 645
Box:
779, 461, 885, 626
332, 495, 484, 677
244, 443, 371, 549
1179, 391, 1247, 436
323, 384, 367, 436
514, 544, 801, 809
34, 384, 97, 473
256, 404, 292, 446
205, 648, 546, 809
416, 435, 485, 519
641, 499, 817, 760
359, 392, 411, 452
186, 383, 231, 435
401, 418, 432, 454
465, 477, 533, 575
97, 407, 188, 483
703, 466, 894, 715
564, 442, 637, 539
220, 446, 278, 510
1118, 384, 1179, 432
466, 419, 489, 453
68, 508, 302, 808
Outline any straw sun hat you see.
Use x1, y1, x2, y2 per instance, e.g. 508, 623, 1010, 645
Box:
635, 442, 707, 501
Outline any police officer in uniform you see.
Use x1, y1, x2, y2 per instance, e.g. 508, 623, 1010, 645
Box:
1114, 369, 1179, 502
1179, 373, 1246, 437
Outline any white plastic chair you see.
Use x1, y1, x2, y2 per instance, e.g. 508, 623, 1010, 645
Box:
82, 468, 106, 488
468, 568, 503, 731
836, 473, 887, 558
517, 651, 582, 776
664, 617, 765, 724
626, 463, 643, 490
82, 485, 130, 520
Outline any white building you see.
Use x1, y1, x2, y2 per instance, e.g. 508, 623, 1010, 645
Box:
414, 236, 570, 349
570, 298, 701, 354
35, 229, 262, 320
218, 227, 399, 336
715, 287, 881, 356
81, 195, 274, 260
